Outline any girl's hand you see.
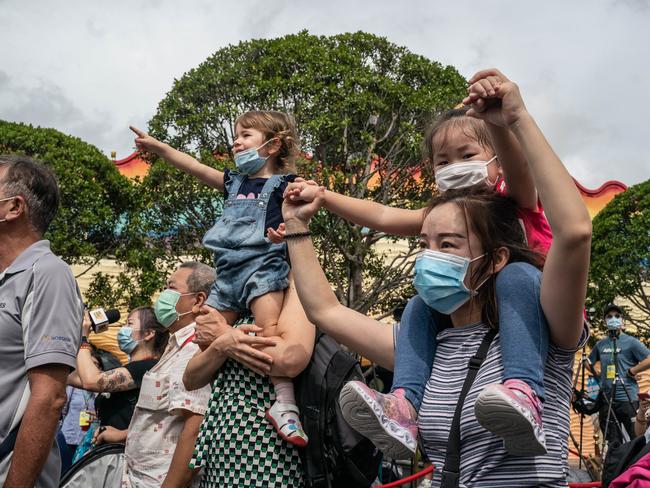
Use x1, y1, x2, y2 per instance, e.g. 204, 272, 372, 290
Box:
462, 69, 528, 129
130, 126, 166, 156
93, 426, 126, 446
267, 223, 286, 244
211, 324, 276, 376
282, 182, 325, 225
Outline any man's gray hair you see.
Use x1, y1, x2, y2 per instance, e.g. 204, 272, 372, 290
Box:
179, 261, 216, 295
0, 155, 60, 235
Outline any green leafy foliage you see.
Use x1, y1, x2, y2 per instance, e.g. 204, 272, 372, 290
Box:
141, 30, 467, 315
588, 179, 650, 335
0, 120, 133, 293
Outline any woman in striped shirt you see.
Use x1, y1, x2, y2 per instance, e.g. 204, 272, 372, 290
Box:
281, 69, 591, 486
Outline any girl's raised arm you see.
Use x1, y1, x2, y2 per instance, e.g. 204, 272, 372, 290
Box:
286, 179, 425, 237
130, 126, 225, 191
282, 187, 396, 370
466, 69, 591, 348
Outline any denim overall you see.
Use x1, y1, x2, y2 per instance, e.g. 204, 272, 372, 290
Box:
202, 172, 290, 312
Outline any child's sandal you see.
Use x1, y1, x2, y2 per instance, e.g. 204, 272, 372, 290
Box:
266, 402, 309, 448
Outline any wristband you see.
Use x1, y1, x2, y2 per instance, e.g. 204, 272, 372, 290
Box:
81, 335, 89, 344
284, 231, 312, 240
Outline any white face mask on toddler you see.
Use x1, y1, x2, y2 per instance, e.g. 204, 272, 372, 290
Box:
434, 156, 498, 192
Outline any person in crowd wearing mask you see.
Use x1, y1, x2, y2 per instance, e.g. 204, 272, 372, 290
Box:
131, 111, 314, 448
94, 262, 213, 488
281, 68, 591, 486
278, 70, 553, 458
0, 155, 84, 488
589, 303, 650, 444
67, 307, 167, 431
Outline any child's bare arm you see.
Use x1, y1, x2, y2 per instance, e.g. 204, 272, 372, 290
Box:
464, 71, 538, 210
285, 180, 425, 237
130, 126, 225, 191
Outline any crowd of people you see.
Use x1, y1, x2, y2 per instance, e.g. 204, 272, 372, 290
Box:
0, 67, 645, 487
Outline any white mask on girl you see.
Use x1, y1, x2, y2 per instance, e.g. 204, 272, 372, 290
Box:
434, 156, 498, 192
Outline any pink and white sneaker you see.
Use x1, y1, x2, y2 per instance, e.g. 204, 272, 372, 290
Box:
474, 379, 547, 456
339, 382, 418, 459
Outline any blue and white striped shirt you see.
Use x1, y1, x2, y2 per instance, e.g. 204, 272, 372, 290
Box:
418, 322, 585, 488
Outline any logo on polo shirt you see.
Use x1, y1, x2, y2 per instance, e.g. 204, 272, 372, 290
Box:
0, 302, 5, 309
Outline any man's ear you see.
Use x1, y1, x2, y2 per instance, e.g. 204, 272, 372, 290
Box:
193, 292, 207, 313
492, 247, 510, 274
4, 195, 26, 222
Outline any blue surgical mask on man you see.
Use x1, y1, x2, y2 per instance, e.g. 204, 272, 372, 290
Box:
413, 249, 488, 314
234, 138, 275, 175
606, 316, 623, 331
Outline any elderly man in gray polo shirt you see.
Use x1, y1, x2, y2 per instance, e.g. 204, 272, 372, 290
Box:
0, 155, 84, 487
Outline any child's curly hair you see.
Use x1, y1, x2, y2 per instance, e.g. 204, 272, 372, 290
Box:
235, 111, 300, 173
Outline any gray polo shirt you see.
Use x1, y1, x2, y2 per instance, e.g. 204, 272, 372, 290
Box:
0, 240, 83, 487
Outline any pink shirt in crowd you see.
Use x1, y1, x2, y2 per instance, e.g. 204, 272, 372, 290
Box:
496, 178, 553, 256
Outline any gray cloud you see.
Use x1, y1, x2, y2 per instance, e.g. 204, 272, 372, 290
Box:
0, 0, 648, 187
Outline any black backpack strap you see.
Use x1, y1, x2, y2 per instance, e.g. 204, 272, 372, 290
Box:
301, 332, 329, 488
0, 422, 21, 463
440, 329, 496, 488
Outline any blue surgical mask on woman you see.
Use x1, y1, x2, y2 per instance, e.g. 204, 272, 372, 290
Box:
117, 327, 139, 354
234, 138, 275, 175
413, 249, 488, 314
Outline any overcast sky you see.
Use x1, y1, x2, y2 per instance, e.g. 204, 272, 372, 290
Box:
1, 0, 648, 188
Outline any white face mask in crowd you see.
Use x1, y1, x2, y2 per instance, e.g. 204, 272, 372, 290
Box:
434, 156, 498, 192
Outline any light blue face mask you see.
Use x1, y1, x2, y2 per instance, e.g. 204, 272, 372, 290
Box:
117, 326, 139, 354
606, 316, 623, 331
413, 249, 487, 314
234, 138, 275, 175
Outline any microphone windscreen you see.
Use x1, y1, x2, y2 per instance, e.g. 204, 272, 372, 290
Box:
105, 309, 121, 324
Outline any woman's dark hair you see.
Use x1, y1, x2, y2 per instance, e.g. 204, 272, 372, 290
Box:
424, 187, 544, 329
130, 306, 168, 358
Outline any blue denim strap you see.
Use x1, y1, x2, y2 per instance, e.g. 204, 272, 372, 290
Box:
257, 174, 286, 206
225, 171, 246, 200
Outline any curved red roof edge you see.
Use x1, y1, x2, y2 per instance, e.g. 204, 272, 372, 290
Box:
113, 152, 147, 167
112, 151, 628, 199
573, 178, 627, 196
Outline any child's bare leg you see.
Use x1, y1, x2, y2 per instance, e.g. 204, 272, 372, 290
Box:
250, 290, 309, 447
217, 309, 240, 326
